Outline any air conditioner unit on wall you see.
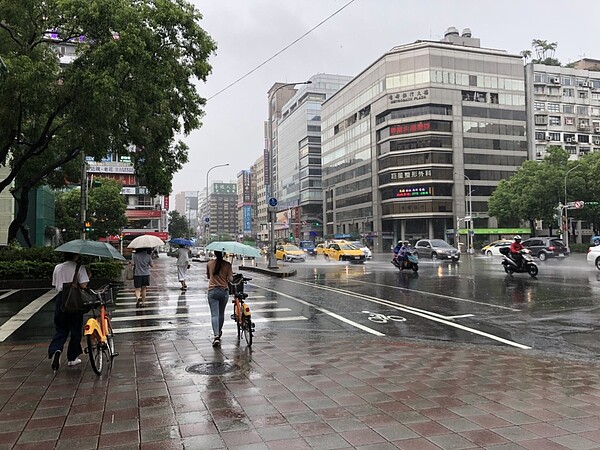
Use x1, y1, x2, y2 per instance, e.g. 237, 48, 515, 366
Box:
566, 138, 574, 142
552, 77, 560, 84
582, 82, 590, 88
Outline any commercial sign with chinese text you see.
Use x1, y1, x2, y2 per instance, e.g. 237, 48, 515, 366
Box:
389, 89, 429, 104
390, 121, 431, 135
213, 183, 236, 194
243, 205, 252, 234
391, 169, 432, 180
396, 186, 433, 198
88, 163, 135, 174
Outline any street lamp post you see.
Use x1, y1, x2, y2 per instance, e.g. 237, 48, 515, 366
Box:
564, 164, 580, 250
205, 163, 229, 245
455, 173, 473, 254
267, 80, 312, 269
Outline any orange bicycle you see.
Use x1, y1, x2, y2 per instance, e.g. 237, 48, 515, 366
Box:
84, 284, 118, 375
229, 274, 254, 346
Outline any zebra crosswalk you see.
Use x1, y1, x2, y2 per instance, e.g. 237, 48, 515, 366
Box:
109, 287, 308, 335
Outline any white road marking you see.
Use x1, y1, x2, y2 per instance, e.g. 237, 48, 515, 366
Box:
114, 316, 307, 334
111, 308, 291, 322
257, 286, 385, 337
0, 290, 18, 300
284, 280, 531, 349
115, 300, 278, 312
0, 290, 55, 342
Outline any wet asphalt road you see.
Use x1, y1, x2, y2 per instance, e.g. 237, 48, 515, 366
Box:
2, 252, 599, 362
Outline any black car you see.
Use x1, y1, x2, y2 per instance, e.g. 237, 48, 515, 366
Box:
520, 237, 569, 261
413, 239, 460, 261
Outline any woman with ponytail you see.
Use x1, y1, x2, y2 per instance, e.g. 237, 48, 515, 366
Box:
206, 250, 233, 346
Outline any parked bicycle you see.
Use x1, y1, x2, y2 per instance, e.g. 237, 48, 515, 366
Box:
84, 283, 119, 375
229, 274, 255, 346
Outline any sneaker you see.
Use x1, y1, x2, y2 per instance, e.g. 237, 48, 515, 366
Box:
51, 350, 61, 371
212, 336, 221, 347
67, 358, 82, 367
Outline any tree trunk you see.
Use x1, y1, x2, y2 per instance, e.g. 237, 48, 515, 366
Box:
8, 186, 32, 246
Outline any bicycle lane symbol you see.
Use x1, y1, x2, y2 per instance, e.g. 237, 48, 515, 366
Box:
362, 310, 406, 324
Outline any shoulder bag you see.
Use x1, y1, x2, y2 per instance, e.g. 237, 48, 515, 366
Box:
61, 262, 95, 314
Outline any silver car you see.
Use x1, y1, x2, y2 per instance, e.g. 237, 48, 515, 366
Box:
414, 239, 460, 261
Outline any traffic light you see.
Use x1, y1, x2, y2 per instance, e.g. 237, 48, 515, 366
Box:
84, 221, 92, 232
313, 221, 321, 226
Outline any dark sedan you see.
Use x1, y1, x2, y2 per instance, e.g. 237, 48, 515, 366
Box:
414, 239, 460, 261
521, 237, 569, 261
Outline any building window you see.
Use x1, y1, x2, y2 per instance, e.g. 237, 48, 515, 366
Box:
578, 134, 590, 143
534, 115, 548, 126
565, 145, 577, 154
564, 117, 575, 126
577, 106, 589, 115
534, 101, 545, 111
579, 91, 589, 100
563, 105, 574, 114
549, 132, 561, 141
534, 85, 545, 94
563, 88, 575, 97
549, 116, 561, 126
562, 76, 573, 86
547, 103, 560, 112
535, 131, 546, 140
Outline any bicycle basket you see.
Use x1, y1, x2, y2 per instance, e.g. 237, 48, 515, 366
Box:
228, 273, 245, 295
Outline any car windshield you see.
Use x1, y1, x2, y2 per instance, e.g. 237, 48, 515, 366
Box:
349, 242, 364, 248
283, 245, 301, 251
550, 239, 566, 248
339, 244, 357, 250
430, 240, 452, 248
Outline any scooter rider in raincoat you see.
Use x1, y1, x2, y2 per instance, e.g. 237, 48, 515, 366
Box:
393, 240, 409, 268
509, 235, 525, 269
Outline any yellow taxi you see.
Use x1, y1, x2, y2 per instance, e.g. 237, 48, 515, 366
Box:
275, 244, 306, 262
315, 243, 326, 255
324, 242, 366, 263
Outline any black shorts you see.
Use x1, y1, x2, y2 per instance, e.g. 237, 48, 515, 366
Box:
133, 275, 150, 288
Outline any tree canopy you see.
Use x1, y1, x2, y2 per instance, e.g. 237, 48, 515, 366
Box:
55, 178, 127, 241
521, 39, 561, 66
488, 146, 600, 234
0, 0, 216, 243
168, 210, 189, 240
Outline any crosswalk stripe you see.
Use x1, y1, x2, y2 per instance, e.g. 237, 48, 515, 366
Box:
110, 308, 291, 322
0, 290, 55, 342
115, 300, 278, 312
114, 316, 307, 334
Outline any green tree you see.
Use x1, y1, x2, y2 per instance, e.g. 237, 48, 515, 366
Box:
524, 38, 561, 66
87, 178, 127, 240
168, 211, 189, 239
0, 0, 216, 244
488, 146, 568, 234
55, 189, 81, 242
55, 178, 127, 241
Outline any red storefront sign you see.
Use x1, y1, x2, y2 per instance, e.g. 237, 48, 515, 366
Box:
164, 196, 170, 210
123, 231, 169, 241
390, 121, 431, 135
126, 210, 161, 218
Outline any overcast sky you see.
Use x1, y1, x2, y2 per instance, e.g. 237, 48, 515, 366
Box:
171, 0, 600, 202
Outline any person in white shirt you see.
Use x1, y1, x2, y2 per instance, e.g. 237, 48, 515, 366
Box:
48, 252, 90, 371
176, 245, 191, 291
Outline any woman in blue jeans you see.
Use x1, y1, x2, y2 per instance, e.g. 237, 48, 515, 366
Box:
206, 251, 233, 346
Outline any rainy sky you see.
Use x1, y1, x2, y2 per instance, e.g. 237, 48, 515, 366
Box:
171, 0, 600, 200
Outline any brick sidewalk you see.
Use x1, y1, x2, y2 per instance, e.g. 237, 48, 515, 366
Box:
1, 331, 600, 449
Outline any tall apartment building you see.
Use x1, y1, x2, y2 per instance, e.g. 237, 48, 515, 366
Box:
321, 27, 527, 252
236, 170, 253, 239
252, 152, 267, 242
268, 74, 352, 243
206, 182, 237, 241
174, 190, 199, 236
525, 61, 600, 161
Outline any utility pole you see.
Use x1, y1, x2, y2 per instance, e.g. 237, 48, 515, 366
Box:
80, 154, 87, 240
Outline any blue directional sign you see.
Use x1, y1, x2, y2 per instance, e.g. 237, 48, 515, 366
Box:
268, 197, 278, 207
204, 216, 210, 223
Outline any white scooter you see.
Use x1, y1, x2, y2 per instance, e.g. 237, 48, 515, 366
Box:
500, 247, 538, 277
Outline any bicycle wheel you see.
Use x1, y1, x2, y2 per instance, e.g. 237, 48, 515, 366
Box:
105, 319, 115, 359
87, 333, 103, 375
235, 302, 242, 339
242, 315, 253, 346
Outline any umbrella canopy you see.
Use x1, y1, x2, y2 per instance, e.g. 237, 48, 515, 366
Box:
206, 241, 261, 258
127, 235, 165, 249
55, 239, 125, 260
170, 238, 194, 247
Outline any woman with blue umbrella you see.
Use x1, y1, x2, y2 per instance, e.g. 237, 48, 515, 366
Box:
170, 238, 193, 291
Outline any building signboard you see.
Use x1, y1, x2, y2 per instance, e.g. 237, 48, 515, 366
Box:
213, 183, 236, 194
87, 163, 135, 174
391, 169, 432, 180
243, 205, 252, 233
395, 186, 433, 198
390, 121, 431, 135
389, 89, 429, 104
125, 210, 161, 218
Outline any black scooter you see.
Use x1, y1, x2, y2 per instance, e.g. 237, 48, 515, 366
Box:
499, 247, 538, 277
